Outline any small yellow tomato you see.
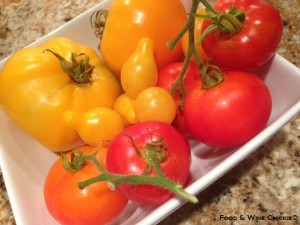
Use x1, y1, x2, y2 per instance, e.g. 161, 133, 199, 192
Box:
182, 8, 208, 62
63, 107, 124, 147
113, 94, 138, 127
121, 38, 158, 98
134, 87, 176, 124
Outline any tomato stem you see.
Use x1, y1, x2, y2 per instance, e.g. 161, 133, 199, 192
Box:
167, 0, 226, 100
203, 5, 245, 35
62, 148, 198, 204
90, 9, 108, 41
123, 132, 168, 175
167, 0, 247, 93
168, 0, 199, 98
166, 0, 200, 52
44, 49, 94, 85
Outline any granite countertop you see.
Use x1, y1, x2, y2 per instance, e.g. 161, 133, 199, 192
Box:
0, 0, 299, 225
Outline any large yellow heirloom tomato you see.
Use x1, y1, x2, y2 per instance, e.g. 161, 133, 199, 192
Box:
0, 37, 122, 152
100, 0, 187, 78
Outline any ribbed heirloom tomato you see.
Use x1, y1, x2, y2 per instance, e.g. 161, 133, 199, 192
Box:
0, 37, 122, 152
100, 0, 187, 77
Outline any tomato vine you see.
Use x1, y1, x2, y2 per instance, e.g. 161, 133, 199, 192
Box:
167, 0, 247, 93
62, 142, 198, 204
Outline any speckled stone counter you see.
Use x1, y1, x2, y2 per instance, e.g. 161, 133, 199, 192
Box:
0, 0, 299, 225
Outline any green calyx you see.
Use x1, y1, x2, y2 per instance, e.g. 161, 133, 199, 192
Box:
125, 131, 169, 176
44, 49, 94, 85
197, 5, 245, 39
201, 63, 224, 89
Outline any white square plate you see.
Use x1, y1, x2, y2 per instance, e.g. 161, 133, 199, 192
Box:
1, 0, 300, 224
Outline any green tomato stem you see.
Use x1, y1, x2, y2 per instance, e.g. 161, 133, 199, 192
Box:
167, 0, 224, 98
167, 0, 200, 51
168, 0, 199, 98
90, 9, 108, 41
62, 144, 198, 204
44, 49, 94, 84
167, 0, 247, 93
76, 152, 198, 204
199, 0, 217, 13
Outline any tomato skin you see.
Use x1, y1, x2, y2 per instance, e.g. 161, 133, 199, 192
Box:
121, 37, 158, 98
106, 121, 191, 205
101, 0, 187, 77
114, 93, 138, 127
44, 146, 128, 225
157, 62, 201, 99
63, 107, 124, 147
184, 70, 272, 148
201, 0, 283, 69
134, 87, 177, 124
157, 62, 201, 135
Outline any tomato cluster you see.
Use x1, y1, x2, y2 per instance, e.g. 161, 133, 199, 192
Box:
0, 0, 284, 224
164, 0, 281, 148
44, 121, 193, 225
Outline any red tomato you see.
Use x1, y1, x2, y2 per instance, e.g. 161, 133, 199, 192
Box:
184, 70, 272, 148
201, 0, 283, 69
44, 146, 128, 225
157, 62, 201, 135
106, 121, 191, 205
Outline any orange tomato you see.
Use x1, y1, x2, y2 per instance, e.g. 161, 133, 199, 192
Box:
100, 0, 187, 78
44, 145, 128, 225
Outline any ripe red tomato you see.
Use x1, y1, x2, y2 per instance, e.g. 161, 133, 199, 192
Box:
44, 146, 128, 225
201, 0, 283, 69
157, 62, 201, 135
106, 121, 191, 205
184, 70, 272, 148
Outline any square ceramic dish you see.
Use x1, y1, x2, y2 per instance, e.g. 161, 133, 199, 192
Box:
0, 0, 300, 224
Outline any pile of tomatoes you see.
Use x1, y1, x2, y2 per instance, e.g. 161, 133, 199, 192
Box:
0, 0, 283, 224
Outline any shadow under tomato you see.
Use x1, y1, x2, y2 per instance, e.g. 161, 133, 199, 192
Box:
248, 55, 275, 81
189, 138, 237, 159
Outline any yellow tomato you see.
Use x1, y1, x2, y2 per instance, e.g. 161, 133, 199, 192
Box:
134, 87, 176, 124
100, 0, 187, 78
0, 37, 122, 152
121, 37, 158, 98
113, 94, 138, 127
63, 107, 124, 147
182, 8, 208, 63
